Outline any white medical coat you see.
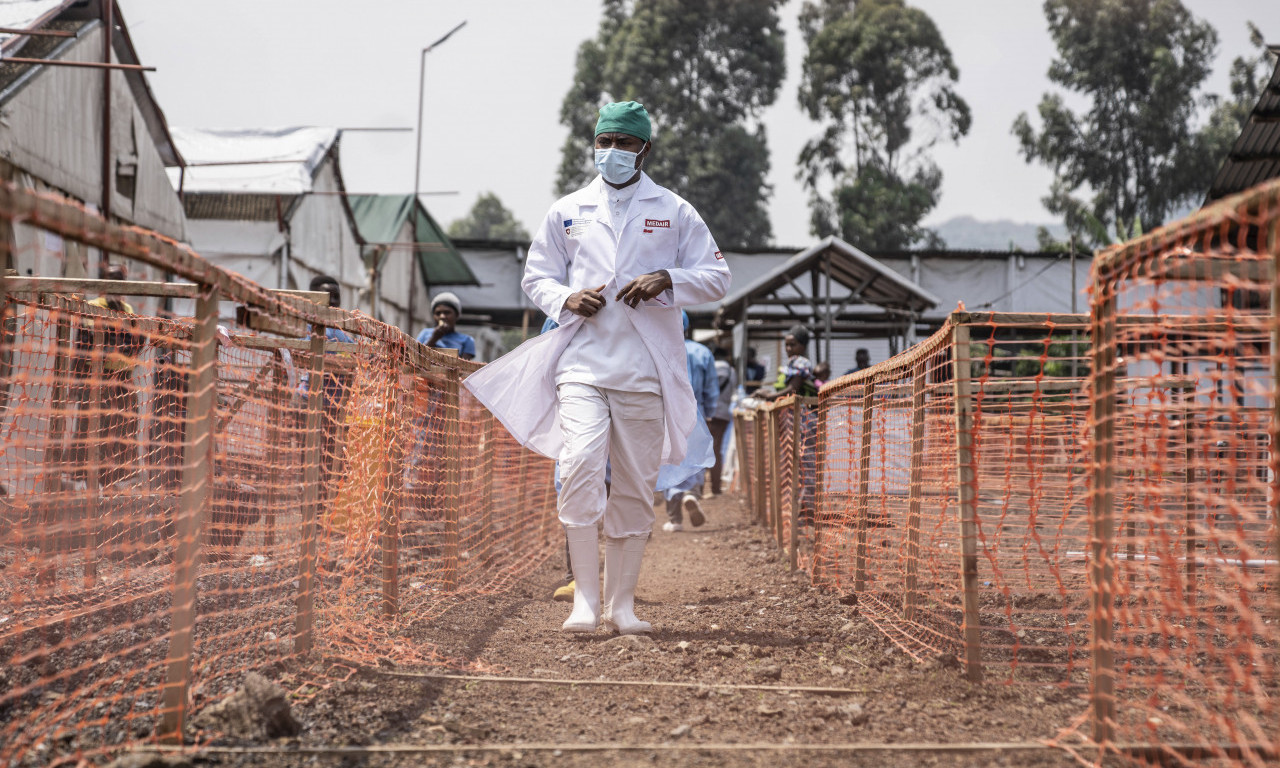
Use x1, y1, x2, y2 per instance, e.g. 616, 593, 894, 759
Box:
463, 173, 731, 472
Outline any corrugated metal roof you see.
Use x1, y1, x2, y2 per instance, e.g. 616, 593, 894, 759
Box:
183, 192, 295, 221
715, 235, 940, 325
348, 194, 478, 286
1205, 50, 1280, 203
0, 0, 72, 51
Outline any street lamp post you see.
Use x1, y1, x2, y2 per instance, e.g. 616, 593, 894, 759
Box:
407, 20, 467, 331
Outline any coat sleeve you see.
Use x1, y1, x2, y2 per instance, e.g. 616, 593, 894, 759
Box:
665, 203, 731, 307
521, 207, 576, 323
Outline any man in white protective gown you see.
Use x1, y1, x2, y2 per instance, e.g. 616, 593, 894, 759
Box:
463, 101, 731, 634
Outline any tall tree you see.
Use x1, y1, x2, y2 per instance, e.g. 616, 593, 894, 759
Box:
555, 0, 785, 249
1199, 23, 1277, 180
1013, 0, 1219, 246
797, 0, 970, 250
447, 192, 530, 241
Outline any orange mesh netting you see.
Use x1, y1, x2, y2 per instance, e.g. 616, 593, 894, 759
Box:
734, 178, 1280, 765
0, 183, 559, 765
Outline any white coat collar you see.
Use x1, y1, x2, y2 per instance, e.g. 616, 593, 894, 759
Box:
586, 172, 662, 203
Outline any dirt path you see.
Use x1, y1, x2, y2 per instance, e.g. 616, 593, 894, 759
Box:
197, 494, 1087, 767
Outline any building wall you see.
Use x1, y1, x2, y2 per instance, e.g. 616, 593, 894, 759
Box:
0, 23, 185, 240
285, 158, 363, 306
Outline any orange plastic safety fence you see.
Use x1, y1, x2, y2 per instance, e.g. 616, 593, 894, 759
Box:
0, 184, 558, 765
1086, 178, 1280, 762
734, 177, 1280, 766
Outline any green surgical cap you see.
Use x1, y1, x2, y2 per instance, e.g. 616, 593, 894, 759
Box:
594, 101, 651, 142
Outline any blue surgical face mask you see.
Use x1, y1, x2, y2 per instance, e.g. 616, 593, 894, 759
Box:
594, 145, 644, 184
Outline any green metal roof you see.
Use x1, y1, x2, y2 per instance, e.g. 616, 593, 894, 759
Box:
348, 194, 478, 286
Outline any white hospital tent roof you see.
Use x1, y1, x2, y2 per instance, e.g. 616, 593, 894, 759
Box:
167, 127, 339, 195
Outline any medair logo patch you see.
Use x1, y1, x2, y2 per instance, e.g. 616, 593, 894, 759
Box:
644, 219, 671, 228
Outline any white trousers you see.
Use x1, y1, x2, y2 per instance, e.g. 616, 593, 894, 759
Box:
557, 383, 664, 538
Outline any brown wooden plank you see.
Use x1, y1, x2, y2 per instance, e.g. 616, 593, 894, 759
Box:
6, 276, 330, 306
158, 284, 219, 742
294, 328, 326, 655
952, 322, 983, 683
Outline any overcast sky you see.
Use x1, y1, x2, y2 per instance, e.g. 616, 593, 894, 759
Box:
123, 0, 1279, 248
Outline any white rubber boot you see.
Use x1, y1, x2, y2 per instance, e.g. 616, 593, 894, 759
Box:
601, 535, 651, 635
561, 525, 600, 633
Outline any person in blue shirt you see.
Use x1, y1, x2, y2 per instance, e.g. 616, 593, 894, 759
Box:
417, 291, 475, 360
662, 311, 718, 532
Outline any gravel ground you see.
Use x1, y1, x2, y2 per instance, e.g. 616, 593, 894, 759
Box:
180, 493, 1093, 768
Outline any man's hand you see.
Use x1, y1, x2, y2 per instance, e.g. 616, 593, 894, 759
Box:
615, 270, 672, 308
565, 284, 608, 317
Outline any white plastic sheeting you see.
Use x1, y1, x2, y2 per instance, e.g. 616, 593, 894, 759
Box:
166, 127, 338, 195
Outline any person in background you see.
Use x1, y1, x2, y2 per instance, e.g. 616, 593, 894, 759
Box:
755, 325, 819, 523
707, 345, 736, 496
813, 361, 831, 390
755, 325, 818, 402
745, 346, 766, 384
417, 291, 475, 360
661, 311, 718, 532
843, 347, 871, 377
465, 100, 730, 635
299, 275, 355, 499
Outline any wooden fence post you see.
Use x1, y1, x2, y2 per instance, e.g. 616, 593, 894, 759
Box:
37, 302, 71, 586
263, 353, 284, 549
1089, 284, 1118, 743
479, 411, 496, 568
734, 412, 752, 509
753, 413, 767, 526
294, 328, 326, 655
952, 322, 983, 683
905, 361, 926, 621
854, 382, 875, 593
442, 367, 462, 591
381, 363, 406, 617
82, 326, 104, 588
789, 398, 804, 572
158, 283, 219, 742
769, 406, 784, 549
812, 396, 829, 585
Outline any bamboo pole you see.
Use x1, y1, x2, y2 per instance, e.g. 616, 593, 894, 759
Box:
158, 284, 219, 742
294, 329, 326, 655
905, 361, 926, 621
1089, 285, 1118, 744
442, 368, 462, 591
854, 382, 875, 593
951, 323, 983, 683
